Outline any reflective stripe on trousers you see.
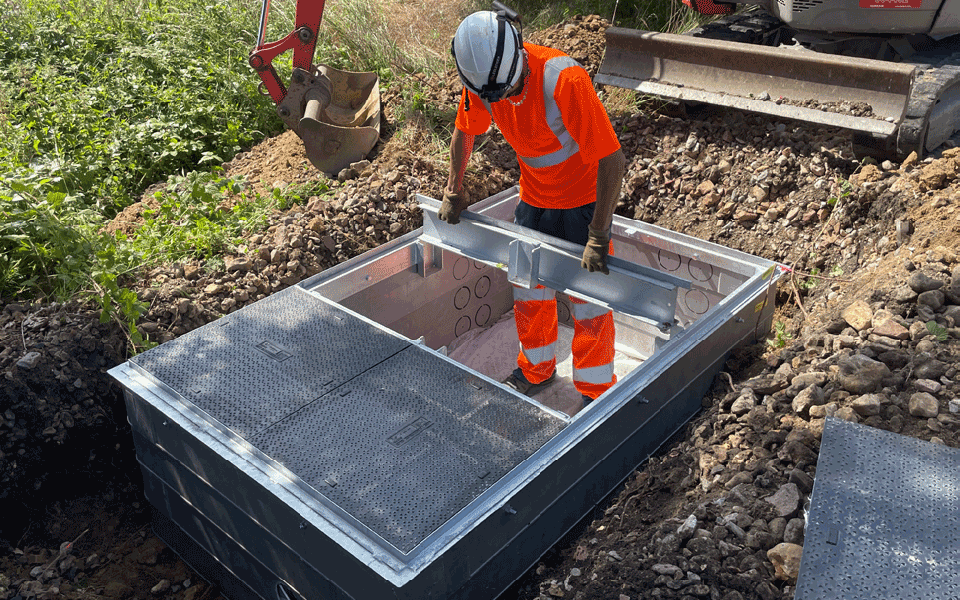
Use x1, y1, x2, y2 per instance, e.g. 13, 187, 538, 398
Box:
514, 285, 558, 384
513, 286, 617, 398
569, 296, 616, 399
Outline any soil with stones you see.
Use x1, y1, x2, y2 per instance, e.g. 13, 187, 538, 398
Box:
3, 14, 960, 600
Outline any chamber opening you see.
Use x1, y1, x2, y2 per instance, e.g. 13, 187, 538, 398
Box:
306, 193, 753, 417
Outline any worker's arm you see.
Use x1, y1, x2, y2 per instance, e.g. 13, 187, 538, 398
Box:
439, 128, 476, 224
446, 128, 475, 194
582, 148, 626, 274
590, 148, 626, 232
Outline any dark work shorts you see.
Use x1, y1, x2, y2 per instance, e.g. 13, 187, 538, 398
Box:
514, 201, 596, 247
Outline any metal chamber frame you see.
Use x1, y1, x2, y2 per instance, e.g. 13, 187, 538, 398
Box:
110, 188, 782, 600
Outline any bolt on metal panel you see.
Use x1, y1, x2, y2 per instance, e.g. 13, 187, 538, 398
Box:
796, 417, 960, 600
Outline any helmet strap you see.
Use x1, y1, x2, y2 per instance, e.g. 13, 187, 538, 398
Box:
487, 18, 506, 91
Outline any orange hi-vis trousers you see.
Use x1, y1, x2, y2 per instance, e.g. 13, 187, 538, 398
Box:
513, 285, 617, 400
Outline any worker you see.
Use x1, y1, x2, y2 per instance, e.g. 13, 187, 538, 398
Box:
439, 10, 626, 406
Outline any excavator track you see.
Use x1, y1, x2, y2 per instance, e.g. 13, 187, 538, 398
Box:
895, 64, 960, 158
597, 13, 960, 159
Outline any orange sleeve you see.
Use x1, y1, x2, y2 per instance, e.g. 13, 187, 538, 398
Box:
454, 88, 493, 135
553, 67, 620, 163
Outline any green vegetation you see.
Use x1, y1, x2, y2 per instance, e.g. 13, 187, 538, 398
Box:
767, 320, 794, 349
0, 0, 298, 349
827, 178, 852, 207
0, 0, 282, 214
926, 321, 949, 343
320, 0, 439, 76
473, 0, 702, 31
131, 169, 326, 265
1, 0, 703, 352
395, 78, 459, 159
799, 267, 821, 291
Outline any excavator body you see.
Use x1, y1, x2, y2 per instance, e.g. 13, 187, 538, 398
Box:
597, 0, 960, 159
768, 0, 960, 34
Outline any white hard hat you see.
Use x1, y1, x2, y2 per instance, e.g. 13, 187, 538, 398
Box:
451, 11, 524, 103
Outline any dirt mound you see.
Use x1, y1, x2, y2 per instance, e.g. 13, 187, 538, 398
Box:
3, 14, 960, 600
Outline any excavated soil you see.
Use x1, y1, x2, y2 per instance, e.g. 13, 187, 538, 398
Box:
3, 14, 960, 600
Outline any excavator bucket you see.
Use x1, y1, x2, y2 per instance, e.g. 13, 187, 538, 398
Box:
277, 65, 381, 174
596, 28, 919, 156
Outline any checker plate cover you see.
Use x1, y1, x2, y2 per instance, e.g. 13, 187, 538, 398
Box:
253, 347, 567, 554
795, 417, 960, 600
130, 287, 409, 439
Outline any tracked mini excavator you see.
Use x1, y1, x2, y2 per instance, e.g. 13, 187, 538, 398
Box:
596, 0, 960, 159
249, 0, 380, 174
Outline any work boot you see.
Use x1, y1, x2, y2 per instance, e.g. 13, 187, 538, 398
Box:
502, 368, 556, 396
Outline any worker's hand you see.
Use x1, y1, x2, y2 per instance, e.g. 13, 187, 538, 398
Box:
581, 227, 610, 275
439, 189, 469, 225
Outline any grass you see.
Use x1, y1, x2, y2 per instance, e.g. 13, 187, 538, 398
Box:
129, 169, 310, 265
0, 0, 290, 349
320, 0, 442, 76
926, 321, 949, 342
459, 0, 703, 30
0, 0, 705, 352
392, 77, 460, 160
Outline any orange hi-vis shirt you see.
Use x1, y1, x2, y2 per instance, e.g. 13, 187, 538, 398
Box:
454, 43, 621, 210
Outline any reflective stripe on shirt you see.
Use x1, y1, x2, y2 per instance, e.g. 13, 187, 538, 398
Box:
518, 56, 581, 169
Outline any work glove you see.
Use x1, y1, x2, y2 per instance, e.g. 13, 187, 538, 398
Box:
438, 189, 469, 225
581, 227, 610, 275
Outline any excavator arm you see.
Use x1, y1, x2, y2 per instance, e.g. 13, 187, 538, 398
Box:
249, 0, 326, 105
249, 0, 381, 174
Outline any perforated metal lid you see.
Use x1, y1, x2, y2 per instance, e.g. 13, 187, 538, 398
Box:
132, 286, 566, 554
252, 346, 567, 554
796, 418, 960, 600
131, 287, 409, 439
